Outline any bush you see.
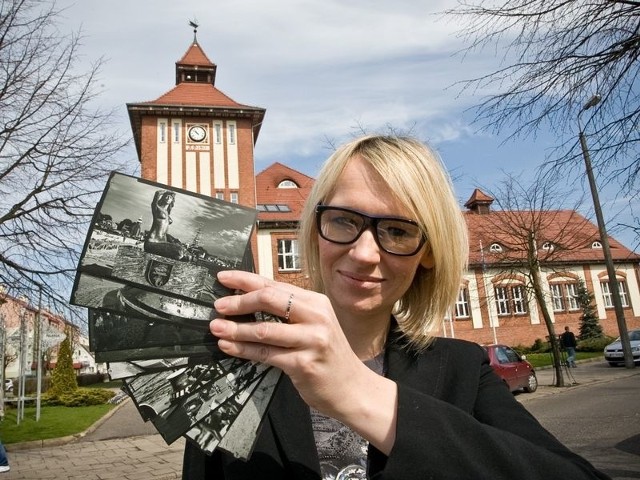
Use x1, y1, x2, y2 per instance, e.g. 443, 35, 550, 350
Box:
42, 387, 115, 407
578, 336, 616, 352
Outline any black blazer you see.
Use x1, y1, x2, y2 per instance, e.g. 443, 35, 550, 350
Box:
183, 334, 610, 479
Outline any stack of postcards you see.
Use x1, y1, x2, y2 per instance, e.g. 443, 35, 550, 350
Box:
71, 172, 281, 460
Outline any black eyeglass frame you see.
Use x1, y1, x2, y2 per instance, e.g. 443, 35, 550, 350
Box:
315, 204, 427, 256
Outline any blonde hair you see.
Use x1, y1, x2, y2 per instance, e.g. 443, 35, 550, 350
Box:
299, 135, 468, 351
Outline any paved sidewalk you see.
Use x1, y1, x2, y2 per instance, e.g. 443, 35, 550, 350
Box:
2, 359, 637, 479
3, 398, 185, 480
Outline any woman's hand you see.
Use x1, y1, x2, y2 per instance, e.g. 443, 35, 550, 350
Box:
210, 270, 398, 454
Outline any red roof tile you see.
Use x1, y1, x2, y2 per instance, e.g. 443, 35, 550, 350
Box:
178, 42, 215, 67
143, 82, 251, 109
465, 209, 640, 266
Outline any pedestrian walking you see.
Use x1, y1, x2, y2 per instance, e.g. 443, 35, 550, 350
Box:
561, 326, 578, 367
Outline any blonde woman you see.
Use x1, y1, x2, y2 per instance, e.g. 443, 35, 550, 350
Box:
183, 135, 609, 480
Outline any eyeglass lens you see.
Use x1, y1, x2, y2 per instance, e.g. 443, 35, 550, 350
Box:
317, 206, 424, 256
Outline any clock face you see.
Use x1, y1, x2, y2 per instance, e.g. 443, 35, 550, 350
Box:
188, 125, 207, 142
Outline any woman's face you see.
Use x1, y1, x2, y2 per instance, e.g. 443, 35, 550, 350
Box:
318, 155, 432, 318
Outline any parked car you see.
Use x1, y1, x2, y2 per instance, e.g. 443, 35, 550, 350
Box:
604, 329, 640, 366
483, 344, 538, 393
4, 379, 12, 393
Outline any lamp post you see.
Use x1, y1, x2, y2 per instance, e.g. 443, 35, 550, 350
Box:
578, 94, 634, 369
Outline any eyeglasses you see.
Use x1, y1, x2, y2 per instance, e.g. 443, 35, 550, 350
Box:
315, 205, 426, 256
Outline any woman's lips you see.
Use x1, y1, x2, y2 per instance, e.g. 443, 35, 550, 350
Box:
339, 270, 384, 288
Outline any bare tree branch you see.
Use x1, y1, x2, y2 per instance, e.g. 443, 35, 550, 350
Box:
444, 0, 640, 203
0, 0, 131, 322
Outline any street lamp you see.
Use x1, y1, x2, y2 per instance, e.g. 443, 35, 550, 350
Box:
578, 94, 635, 369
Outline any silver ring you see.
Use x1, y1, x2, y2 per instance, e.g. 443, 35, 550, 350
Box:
284, 293, 294, 322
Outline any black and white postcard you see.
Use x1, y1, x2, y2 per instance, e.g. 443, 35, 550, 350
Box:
71, 172, 257, 310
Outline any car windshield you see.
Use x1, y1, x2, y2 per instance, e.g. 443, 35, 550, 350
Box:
629, 330, 640, 341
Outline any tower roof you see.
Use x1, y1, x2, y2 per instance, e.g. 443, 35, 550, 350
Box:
126, 26, 266, 161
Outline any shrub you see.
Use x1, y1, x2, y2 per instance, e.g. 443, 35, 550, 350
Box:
578, 336, 616, 352
42, 387, 115, 407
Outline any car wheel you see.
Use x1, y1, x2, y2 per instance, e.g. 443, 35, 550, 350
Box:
524, 372, 538, 393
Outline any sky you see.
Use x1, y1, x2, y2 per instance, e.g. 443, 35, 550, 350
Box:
55, 0, 638, 251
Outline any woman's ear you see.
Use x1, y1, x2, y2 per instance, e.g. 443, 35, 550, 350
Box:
420, 245, 435, 269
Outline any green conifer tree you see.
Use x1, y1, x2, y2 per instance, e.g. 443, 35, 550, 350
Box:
49, 328, 77, 397
577, 279, 603, 340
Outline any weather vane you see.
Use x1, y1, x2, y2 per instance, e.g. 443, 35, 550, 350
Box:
189, 19, 199, 43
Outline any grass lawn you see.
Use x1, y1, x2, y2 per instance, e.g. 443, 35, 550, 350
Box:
525, 351, 603, 368
1, 404, 115, 444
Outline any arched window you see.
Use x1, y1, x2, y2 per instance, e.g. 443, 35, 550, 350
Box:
542, 241, 554, 251
591, 241, 602, 249
489, 243, 503, 253
278, 179, 298, 189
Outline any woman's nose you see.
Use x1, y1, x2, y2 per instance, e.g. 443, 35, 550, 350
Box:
349, 227, 381, 262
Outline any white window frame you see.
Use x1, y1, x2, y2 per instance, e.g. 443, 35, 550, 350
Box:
215, 192, 224, 200
601, 280, 629, 308
173, 122, 180, 143
489, 243, 503, 253
159, 121, 166, 143
565, 283, 580, 311
495, 286, 510, 315
228, 124, 236, 145
230, 192, 238, 204
215, 124, 222, 144
512, 285, 527, 314
550, 284, 565, 312
454, 287, 470, 319
278, 239, 300, 271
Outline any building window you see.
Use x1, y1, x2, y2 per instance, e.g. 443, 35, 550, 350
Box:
489, 243, 503, 253
454, 287, 470, 319
495, 286, 510, 315
278, 180, 298, 189
592, 241, 602, 249
494, 284, 528, 316
550, 284, 565, 311
257, 204, 291, 212
215, 124, 222, 144
215, 192, 224, 200
173, 122, 180, 143
601, 280, 629, 308
550, 282, 580, 312
159, 122, 166, 143
230, 192, 238, 204
228, 124, 236, 145
278, 239, 300, 271
512, 285, 527, 314
542, 241, 554, 251
565, 283, 579, 310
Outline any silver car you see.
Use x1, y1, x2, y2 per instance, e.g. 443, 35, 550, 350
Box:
604, 329, 640, 366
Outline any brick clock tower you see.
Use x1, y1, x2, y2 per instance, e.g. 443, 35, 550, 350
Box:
127, 25, 266, 209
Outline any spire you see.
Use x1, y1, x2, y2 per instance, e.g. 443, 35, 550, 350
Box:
189, 19, 199, 44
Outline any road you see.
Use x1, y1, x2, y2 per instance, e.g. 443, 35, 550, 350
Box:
520, 365, 640, 479
3, 359, 639, 479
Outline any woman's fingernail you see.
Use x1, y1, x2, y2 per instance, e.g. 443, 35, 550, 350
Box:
214, 297, 228, 310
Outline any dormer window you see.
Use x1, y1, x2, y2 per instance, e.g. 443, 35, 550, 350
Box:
489, 243, 503, 253
278, 179, 298, 189
542, 241, 554, 251
591, 241, 602, 249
